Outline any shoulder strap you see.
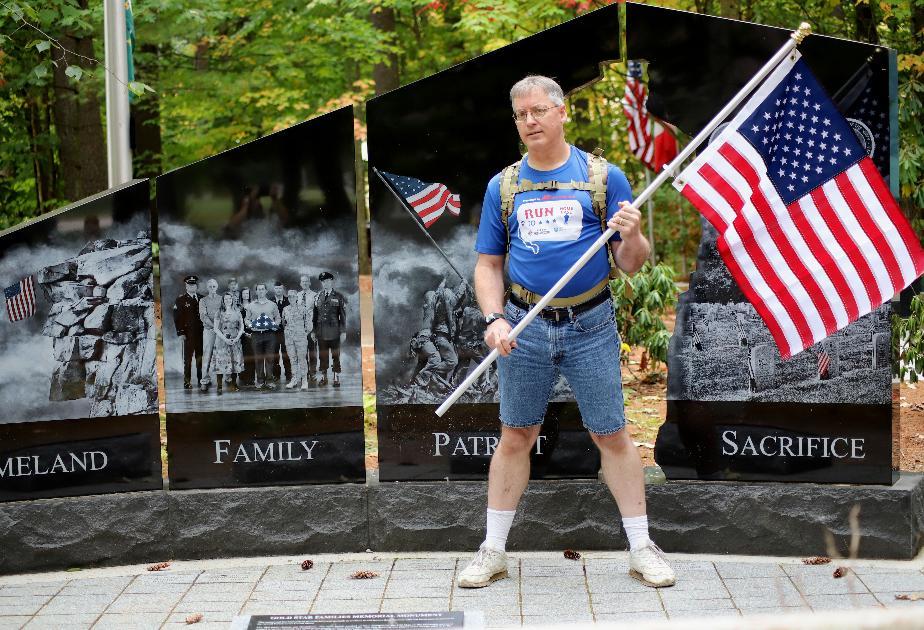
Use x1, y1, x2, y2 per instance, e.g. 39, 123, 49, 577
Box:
587, 147, 609, 219
499, 160, 522, 253
588, 148, 620, 279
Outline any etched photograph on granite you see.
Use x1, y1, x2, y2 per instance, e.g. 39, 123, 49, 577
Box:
157, 107, 362, 415
0, 184, 157, 424
668, 219, 892, 406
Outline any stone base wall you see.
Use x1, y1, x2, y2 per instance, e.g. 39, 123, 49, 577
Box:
1, 474, 921, 574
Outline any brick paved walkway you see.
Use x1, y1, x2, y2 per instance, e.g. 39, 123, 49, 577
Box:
1, 551, 923, 629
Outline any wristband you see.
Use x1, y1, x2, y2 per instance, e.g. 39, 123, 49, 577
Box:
484, 312, 506, 326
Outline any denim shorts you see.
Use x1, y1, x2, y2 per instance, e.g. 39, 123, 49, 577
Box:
497, 298, 626, 435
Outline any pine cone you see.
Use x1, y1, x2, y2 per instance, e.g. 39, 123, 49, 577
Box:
301, 559, 314, 571
350, 570, 379, 579
563, 549, 581, 560
801, 556, 831, 565
833, 567, 847, 578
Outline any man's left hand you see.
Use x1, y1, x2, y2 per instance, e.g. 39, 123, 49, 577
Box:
340, 332, 346, 344
607, 201, 643, 239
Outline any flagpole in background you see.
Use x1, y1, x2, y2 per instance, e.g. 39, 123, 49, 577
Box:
373, 167, 466, 283
103, 0, 132, 187
435, 22, 814, 417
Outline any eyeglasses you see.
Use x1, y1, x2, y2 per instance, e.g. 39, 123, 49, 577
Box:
512, 104, 558, 122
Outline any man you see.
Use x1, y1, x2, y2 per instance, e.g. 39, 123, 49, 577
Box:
172, 275, 203, 389
311, 271, 346, 388
198, 278, 222, 392
454, 282, 493, 390
270, 281, 292, 385
421, 278, 465, 382
458, 75, 675, 589
246, 283, 282, 389
297, 274, 318, 386
227, 277, 241, 308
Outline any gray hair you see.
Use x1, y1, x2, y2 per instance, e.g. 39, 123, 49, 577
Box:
509, 75, 565, 107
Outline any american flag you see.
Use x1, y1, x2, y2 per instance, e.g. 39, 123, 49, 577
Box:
623, 60, 678, 173
381, 172, 460, 228
818, 349, 831, 379
250, 312, 278, 332
4, 276, 36, 323
835, 61, 890, 177
675, 53, 924, 359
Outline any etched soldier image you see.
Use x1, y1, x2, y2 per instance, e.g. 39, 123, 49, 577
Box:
172, 275, 203, 389
312, 271, 347, 388
0, 182, 159, 424
156, 107, 362, 414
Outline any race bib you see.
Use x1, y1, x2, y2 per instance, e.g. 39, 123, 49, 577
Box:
516, 200, 582, 251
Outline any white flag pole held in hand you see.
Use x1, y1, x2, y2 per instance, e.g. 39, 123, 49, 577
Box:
435, 23, 813, 417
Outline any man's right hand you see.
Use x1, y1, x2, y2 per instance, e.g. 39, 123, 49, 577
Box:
485, 319, 516, 357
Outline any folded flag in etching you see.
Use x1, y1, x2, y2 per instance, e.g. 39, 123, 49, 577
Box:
674, 52, 924, 359
381, 171, 461, 228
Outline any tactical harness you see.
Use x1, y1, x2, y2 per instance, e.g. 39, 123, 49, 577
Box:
498, 147, 619, 307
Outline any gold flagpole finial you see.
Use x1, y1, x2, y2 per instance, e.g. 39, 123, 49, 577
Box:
791, 22, 812, 44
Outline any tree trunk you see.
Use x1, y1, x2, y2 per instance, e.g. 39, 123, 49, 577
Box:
24, 94, 53, 211
52, 33, 108, 201
718, 0, 739, 19
370, 5, 399, 94
132, 44, 163, 179
854, 1, 879, 44
693, 0, 715, 15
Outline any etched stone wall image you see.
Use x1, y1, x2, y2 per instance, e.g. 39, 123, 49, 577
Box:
0, 180, 158, 426
667, 218, 891, 406
37, 232, 157, 417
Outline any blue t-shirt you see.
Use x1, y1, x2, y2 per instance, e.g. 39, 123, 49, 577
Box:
474, 146, 633, 297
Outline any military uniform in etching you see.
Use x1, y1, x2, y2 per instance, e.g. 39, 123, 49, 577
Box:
421, 282, 460, 379
313, 272, 346, 387
283, 298, 311, 389
172, 277, 203, 388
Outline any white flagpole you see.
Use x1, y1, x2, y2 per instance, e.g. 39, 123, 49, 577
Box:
435, 22, 812, 418
104, 0, 132, 187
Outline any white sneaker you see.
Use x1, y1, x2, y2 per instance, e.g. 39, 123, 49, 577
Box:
629, 542, 676, 587
300, 377, 310, 391
285, 378, 298, 389
457, 544, 508, 588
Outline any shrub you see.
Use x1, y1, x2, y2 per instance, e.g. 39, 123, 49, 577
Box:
893, 293, 924, 383
609, 262, 678, 374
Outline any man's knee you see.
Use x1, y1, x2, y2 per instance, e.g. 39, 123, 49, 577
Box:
590, 427, 632, 454
497, 425, 541, 455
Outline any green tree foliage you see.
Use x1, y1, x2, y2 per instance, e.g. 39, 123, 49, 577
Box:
0, 0, 105, 230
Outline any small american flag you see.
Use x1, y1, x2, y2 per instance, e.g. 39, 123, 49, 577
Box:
381, 171, 460, 228
691, 324, 702, 351
674, 53, 924, 359
4, 276, 36, 323
623, 61, 678, 173
818, 349, 831, 379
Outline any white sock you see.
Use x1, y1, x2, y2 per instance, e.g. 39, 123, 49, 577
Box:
622, 515, 651, 551
484, 508, 516, 552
